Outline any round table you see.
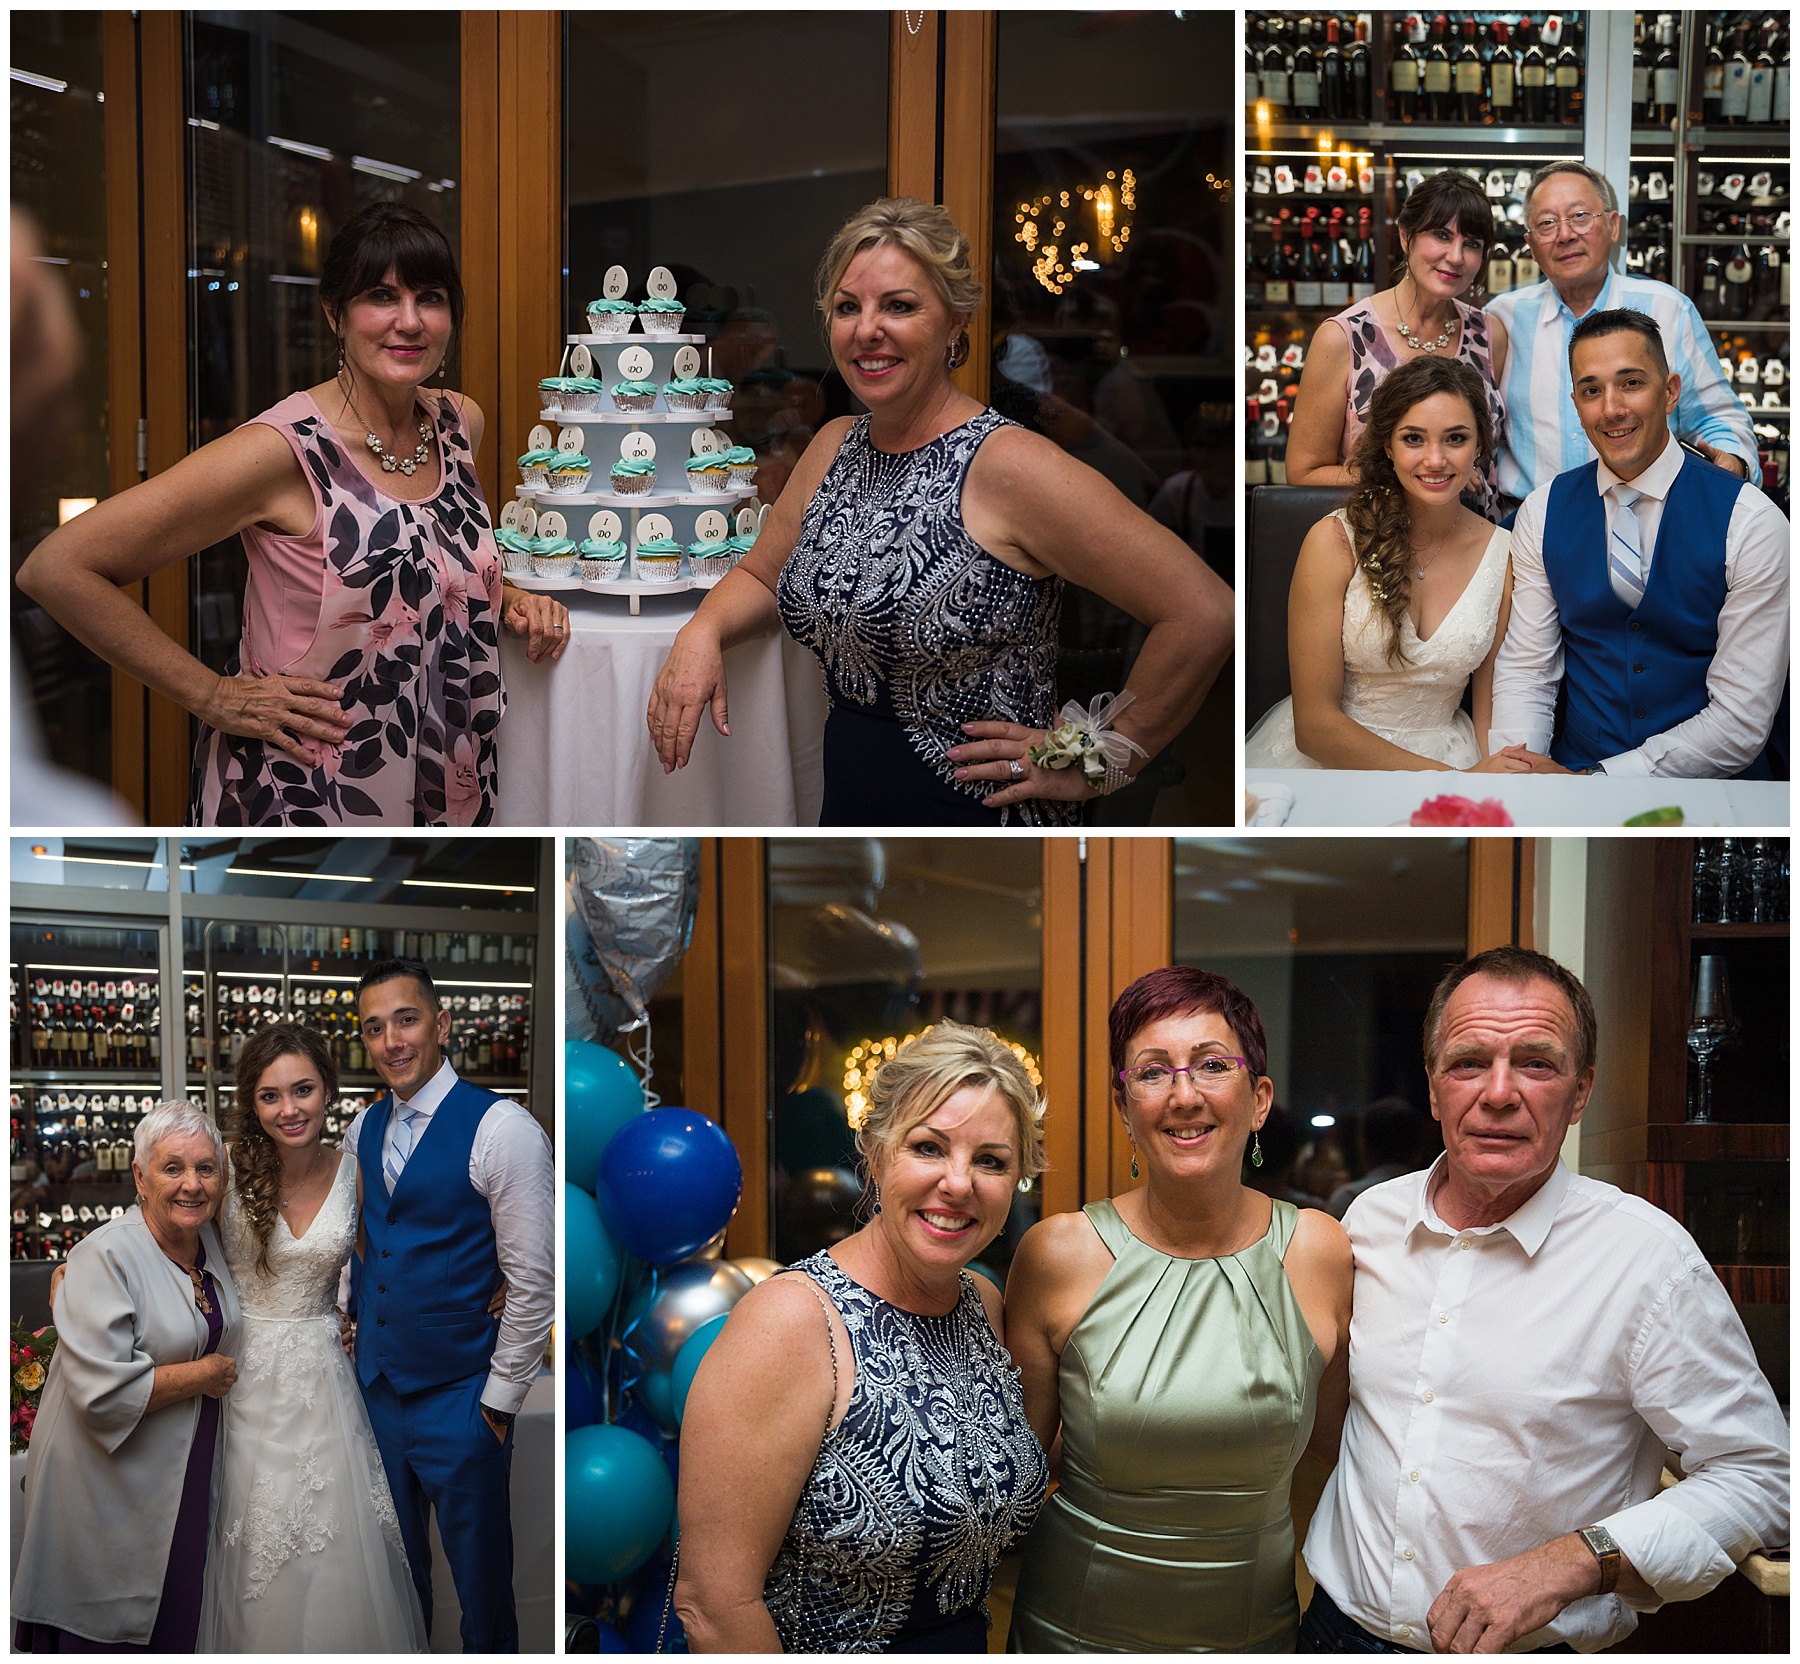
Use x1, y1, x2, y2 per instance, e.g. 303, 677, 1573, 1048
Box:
496, 589, 826, 826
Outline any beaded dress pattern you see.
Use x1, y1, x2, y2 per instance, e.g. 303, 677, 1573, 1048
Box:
762, 1252, 1048, 1652
776, 410, 1076, 827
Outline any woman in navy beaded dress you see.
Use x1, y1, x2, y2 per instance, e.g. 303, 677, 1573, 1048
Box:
647, 198, 1233, 826
673, 1023, 1049, 1652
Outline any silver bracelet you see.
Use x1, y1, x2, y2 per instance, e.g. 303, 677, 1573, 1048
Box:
1100, 761, 1135, 796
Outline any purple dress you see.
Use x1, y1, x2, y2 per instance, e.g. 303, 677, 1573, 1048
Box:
14, 1244, 224, 1655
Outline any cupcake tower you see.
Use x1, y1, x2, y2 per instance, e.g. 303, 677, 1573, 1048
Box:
511, 263, 759, 601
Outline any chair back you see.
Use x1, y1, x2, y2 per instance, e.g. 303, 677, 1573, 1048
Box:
1246, 484, 1354, 726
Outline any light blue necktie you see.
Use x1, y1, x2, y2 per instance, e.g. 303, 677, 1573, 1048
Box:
1607, 484, 1646, 609
384, 1104, 424, 1194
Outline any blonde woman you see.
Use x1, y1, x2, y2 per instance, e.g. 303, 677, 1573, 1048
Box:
675, 1022, 1049, 1651
647, 196, 1233, 825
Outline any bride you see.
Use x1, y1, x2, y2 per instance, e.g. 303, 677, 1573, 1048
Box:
200, 1023, 427, 1652
1245, 355, 1528, 773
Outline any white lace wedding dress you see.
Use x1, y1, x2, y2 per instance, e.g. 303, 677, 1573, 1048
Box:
1245, 511, 1511, 770
199, 1152, 428, 1652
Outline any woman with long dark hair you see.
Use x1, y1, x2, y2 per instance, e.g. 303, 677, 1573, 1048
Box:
17, 202, 568, 825
1284, 169, 1510, 521
1245, 355, 1528, 772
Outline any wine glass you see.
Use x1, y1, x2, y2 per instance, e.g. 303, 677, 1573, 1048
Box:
1686, 955, 1736, 1124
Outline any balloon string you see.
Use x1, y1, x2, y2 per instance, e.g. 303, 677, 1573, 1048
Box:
615, 1262, 658, 1403
626, 1019, 660, 1111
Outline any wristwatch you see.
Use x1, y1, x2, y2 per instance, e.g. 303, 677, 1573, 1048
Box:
482, 1405, 516, 1431
1577, 1524, 1621, 1595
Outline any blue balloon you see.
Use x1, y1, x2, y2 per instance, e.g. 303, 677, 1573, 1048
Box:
566, 1041, 646, 1196
595, 1109, 744, 1265
670, 1313, 729, 1425
624, 1554, 688, 1653
565, 1423, 675, 1586
566, 1352, 601, 1432
595, 1623, 630, 1652
565, 1184, 623, 1340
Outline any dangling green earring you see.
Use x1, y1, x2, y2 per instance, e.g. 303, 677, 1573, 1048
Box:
1130, 1149, 1140, 1181
1251, 1129, 1265, 1169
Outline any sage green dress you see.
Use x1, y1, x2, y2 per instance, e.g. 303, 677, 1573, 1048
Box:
1008, 1197, 1322, 1652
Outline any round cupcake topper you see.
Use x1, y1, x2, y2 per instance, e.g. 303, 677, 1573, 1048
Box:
645, 266, 678, 301
569, 345, 594, 379
689, 427, 725, 456
602, 265, 630, 301
620, 430, 657, 462
616, 345, 654, 382
673, 345, 702, 379
735, 505, 759, 537
536, 509, 568, 540
499, 499, 523, 529
636, 513, 674, 545
555, 426, 586, 455
695, 509, 730, 542
588, 510, 623, 542
757, 502, 772, 533
528, 424, 552, 452
518, 503, 540, 536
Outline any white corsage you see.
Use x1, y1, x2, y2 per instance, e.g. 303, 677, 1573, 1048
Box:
1028, 691, 1148, 793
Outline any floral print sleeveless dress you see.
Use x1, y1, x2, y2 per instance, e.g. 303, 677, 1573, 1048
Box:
189, 390, 505, 825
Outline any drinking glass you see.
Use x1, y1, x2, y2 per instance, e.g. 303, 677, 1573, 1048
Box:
1686, 955, 1736, 1123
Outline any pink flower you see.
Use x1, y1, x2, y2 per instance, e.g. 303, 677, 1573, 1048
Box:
446, 734, 483, 826
1411, 794, 1515, 828
364, 608, 419, 656
439, 569, 471, 634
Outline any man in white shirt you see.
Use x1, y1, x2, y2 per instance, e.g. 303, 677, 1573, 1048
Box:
1301, 945, 1787, 1654
1489, 309, 1788, 778
345, 960, 554, 1652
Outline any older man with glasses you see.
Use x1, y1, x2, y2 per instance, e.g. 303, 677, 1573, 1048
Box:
1485, 162, 1756, 503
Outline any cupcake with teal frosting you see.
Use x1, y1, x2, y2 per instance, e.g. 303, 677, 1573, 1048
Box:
687, 536, 733, 580
636, 296, 686, 335
684, 453, 731, 494
723, 529, 759, 560
610, 379, 658, 413
634, 534, 684, 581
662, 376, 709, 412
610, 454, 657, 495
584, 297, 637, 337
515, 446, 561, 489
561, 375, 607, 413
720, 445, 758, 489
529, 534, 578, 578
576, 536, 627, 581
495, 524, 536, 575
698, 376, 734, 411
546, 451, 594, 494
538, 376, 577, 413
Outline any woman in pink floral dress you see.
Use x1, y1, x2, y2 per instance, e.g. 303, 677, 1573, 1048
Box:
17, 203, 568, 826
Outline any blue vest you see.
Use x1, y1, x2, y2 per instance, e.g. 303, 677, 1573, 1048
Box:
352, 1076, 503, 1394
1541, 452, 1749, 772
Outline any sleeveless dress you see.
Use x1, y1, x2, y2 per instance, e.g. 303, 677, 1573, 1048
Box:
1244, 510, 1511, 770
776, 410, 1075, 827
189, 390, 506, 827
200, 1153, 427, 1653
1009, 1198, 1322, 1653
1330, 297, 1507, 522
762, 1252, 1048, 1652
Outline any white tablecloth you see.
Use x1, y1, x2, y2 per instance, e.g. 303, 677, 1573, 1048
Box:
496, 590, 826, 825
1247, 768, 1789, 829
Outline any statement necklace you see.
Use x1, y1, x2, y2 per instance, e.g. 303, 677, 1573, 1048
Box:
1394, 281, 1459, 355
339, 374, 431, 476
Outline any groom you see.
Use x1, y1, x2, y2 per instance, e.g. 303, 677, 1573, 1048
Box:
1489, 308, 1789, 777
344, 959, 554, 1653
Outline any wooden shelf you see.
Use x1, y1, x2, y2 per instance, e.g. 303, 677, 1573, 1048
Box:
1648, 1122, 1788, 1162
1689, 921, 1790, 940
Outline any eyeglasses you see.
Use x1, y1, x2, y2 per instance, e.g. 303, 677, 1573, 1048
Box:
1118, 1056, 1253, 1101
1529, 209, 1610, 240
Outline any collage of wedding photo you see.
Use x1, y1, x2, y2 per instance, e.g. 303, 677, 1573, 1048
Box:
8, 6, 1789, 1658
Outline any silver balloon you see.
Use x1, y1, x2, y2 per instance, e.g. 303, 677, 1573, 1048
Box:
732, 1257, 784, 1285
695, 1229, 727, 1261
566, 839, 700, 1043
623, 1259, 753, 1431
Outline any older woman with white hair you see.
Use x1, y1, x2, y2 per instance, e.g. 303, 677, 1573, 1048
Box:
675, 1021, 1050, 1651
13, 1102, 243, 1653
647, 196, 1234, 826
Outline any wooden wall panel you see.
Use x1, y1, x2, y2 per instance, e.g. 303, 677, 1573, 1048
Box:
1039, 840, 1084, 1219
1082, 843, 1118, 1203
718, 840, 769, 1259
1466, 837, 1521, 952
1577, 839, 1657, 1194
460, 13, 502, 512
683, 841, 723, 1126
941, 11, 996, 404
887, 12, 939, 204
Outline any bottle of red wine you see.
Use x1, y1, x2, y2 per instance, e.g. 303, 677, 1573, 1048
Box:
1390, 14, 1422, 122
1291, 15, 1321, 119
1347, 16, 1372, 120
1321, 15, 1346, 120
1519, 17, 1549, 122
1455, 17, 1487, 121
1423, 13, 1455, 121
1556, 18, 1585, 126
1653, 14, 1682, 126
1487, 19, 1517, 123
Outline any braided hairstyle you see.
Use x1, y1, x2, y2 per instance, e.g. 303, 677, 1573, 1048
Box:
228, 1022, 340, 1278
1344, 355, 1494, 665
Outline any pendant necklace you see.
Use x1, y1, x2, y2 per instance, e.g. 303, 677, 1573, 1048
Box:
339, 373, 431, 476
1411, 527, 1450, 582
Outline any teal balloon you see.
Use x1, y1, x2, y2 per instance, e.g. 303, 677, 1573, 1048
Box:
566, 1041, 645, 1195
670, 1312, 730, 1425
969, 1260, 1004, 1292
565, 1423, 675, 1585
565, 1184, 623, 1340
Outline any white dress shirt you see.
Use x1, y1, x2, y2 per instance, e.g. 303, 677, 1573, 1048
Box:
1304, 1159, 1788, 1652
1489, 437, 1790, 776
342, 1059, 555, 1416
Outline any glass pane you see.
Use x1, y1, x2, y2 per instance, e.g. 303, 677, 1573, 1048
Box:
11, 837, 170, 891
1173, 837, 1469, 1209
12, 919, 167, 1261
564, 11, 889, 503
767, 838, 1044, 1280
176, 836, 539, 910
11, 11, 115, 786
994, 11, 1236, 825
185, 12, 463, 678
